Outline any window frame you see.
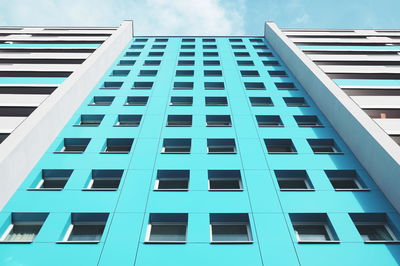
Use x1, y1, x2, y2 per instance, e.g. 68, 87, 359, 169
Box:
145, 222, 187, 244
293, 222, 338, 244
210, 222, 253, 244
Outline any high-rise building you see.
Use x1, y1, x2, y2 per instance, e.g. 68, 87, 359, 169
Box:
0, 21, 399, 266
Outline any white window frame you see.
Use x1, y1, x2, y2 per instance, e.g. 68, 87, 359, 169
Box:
32, 177, 68, 191
293, 222, 337, 243
330, 177, 364, 191
154, 178, 189, 191
0, 222, 42, 243
145, 222, 187, 244
210, 222, 253, 244
161, 145, 191, 154
59, 221, 105, 244
84, 177, 120, 191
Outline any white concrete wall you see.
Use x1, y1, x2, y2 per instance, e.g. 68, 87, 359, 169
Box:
0, 20, 133, 210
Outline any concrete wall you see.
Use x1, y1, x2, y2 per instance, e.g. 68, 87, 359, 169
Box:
0, 20, 133, 210
264, 22, 400, 213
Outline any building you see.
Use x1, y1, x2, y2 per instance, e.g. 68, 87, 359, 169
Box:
0, 21, 399, 265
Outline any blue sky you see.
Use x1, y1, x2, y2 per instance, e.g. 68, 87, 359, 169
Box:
0, 0, 399, 35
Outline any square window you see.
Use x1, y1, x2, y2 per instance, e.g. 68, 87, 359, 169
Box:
139, 70, 157, 76
237, 60, 254, 66
146, 213, 188, 243
58, 138, 90, 153
118, 60, 135, 66
155, 170, 190, 191
263, 60, 280, 66
256, 115, 283, 127
245, 82, 265, 90
61, 213, 108, 243
102, 138, 133, 154
268, 70, 287, 77
283, 97, 308, 107
249, 97, 273, 106
207, 139, 236, 154
208, 170, 242, 191
115, 115, 142, 127
276, 82, 296, 90
170, 96, 193, 106
264, 139, 296, 154
205, 97, 228, 106
290, 213, 339, 243
0, 213, 48, 243
32, 169, 73, 190
176, 70, 194, 77
307, 139, 341, 154
203, 60, 220, 66
203, 52, 219, 57
167, 115, 192, 127
204, 70, 222, 77
206, 115, 231, 127
75, 114, 104, 127
178, 60, 195, 66
275, 170, 313, 191
143, 60, 161, 66
204, 82, 224, 90
162, 138, 191, 154
241, 70, 259, 77
133, 82, 153, 90
350, 213, 398, 243
173, 82, 193, 90
126, 96, 148, 106
294, 115, 323, 127
90, 96, 114, 106
85, 170, 123, 190
325, 170, 366, 191
210, 213, 252, 243
101, 81, 123, 90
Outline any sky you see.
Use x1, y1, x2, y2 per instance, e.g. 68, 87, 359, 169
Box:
0, 0, 399, 35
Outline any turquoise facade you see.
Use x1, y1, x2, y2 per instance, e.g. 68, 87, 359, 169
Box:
0, 36, 400, 266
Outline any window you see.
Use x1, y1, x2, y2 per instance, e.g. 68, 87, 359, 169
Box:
178, 60, 195, 66
204, 82, 224, 90
125, 51, 140, 57
102, 138, 133, 154
234, 52, 250, 57
275, 170, 313, 191
84, 170, 123, 191
162, 139, 191, 154
204, 70, 222, 77
241, 70, 259, 77
101, 81, 123, 90
139, 70, 157, 76
203, 45, 217, 49
31, 169, 73, 190
203, 52, 219, 57
229, 39, 243, 42
152, 44, 166, 49
349, 213, 399, 243
135, 38, 148, 42
60, 213, 109, 243
249, 97, 273, 106
210, 213, 252, 243
264, 139, 296, 154
75, 114, 104, 127
206, 115, 231, 127
276, 82, 296, 90
256, 115, 283, 127
173, 82, 193, 90
90, 96, 114, 106
181, 44, 195, 49
325, 170, 367, 191
118, 60, 135, 66
208, 170, 242, 191
143, 60, 161, 66
250, 38, 263, 43
167, 115, 192, 127
180, 52, 195, 57
294, 115, 323, 127
253, 45, 268, 49
263, 60, 280, 66
290, 213, 339, 243
203, 38, 216, 42
155, 38, 168, 42
170, 96, 193, 106
176, 70, 194, 77
307, 139, 341, 154
57, 138, 90, 153
133, 82, 153, 90
0, 213, 48, 243
283, 97, 308, 107
115, 115, 142, 127
237, 60, 254, 66
205, 97, 228, 106
154, 170, 189, 191
182, 38, 195, 42
257, 52, 273, 57
148, 52, 164, 57
244, 82, 265, 90
231, 45, 246, 49
0, 134, 8, 144
110, 70, 130, 77
268, 70, 287, 77
145, 213, 188, 243
207, 139, 236, 154
203, 60, 220, 66
130, 44, 145, 49
126, 96, 148, 106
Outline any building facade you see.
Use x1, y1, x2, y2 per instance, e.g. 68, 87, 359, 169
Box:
0, 22, 400, 266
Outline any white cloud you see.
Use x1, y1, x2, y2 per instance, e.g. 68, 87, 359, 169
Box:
0, 0, 245, 35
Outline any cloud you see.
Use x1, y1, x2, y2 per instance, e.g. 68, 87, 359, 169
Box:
0, 0, 245, 35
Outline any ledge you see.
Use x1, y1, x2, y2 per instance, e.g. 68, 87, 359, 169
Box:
56, 241, 100, 244
211, 241, 253, 244
298, 240, 340, 244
